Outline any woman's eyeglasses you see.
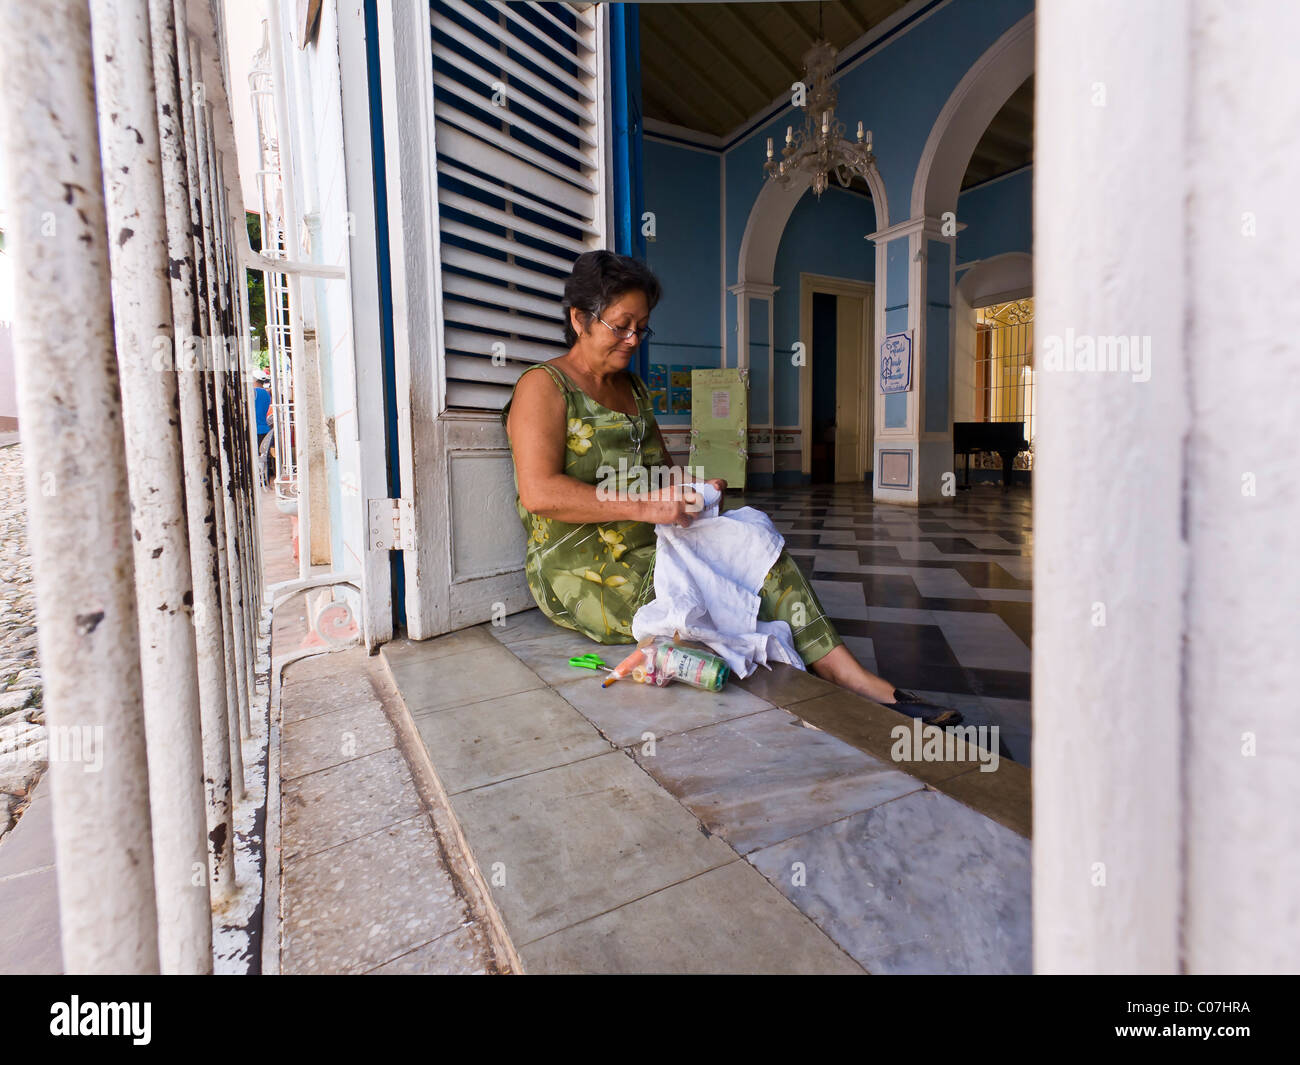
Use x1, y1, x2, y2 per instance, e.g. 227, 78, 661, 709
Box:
594, 314, 654, 344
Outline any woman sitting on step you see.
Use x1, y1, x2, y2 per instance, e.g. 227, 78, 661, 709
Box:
500, 250, 960, 725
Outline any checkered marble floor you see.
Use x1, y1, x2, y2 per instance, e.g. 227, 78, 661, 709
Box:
740, 483, 1033, 767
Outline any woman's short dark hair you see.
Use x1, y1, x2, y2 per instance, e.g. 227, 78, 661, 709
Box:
561, 250, 662, 346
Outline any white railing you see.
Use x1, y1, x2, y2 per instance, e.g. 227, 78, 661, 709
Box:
0, 0, 266, 973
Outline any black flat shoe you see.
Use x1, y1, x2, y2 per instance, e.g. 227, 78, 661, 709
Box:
890, 688, 965, 727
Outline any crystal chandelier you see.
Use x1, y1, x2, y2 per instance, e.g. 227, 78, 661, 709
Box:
763, 38, 875, 198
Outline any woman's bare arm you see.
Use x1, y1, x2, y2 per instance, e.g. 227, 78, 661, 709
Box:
506, 369, 697, 525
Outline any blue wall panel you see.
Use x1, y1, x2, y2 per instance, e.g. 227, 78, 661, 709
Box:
884, 236, 909, 429
771, 187, 876, 426
642, 138, 723, 425
955, 167, 1032, 267
924, 239, 951, 434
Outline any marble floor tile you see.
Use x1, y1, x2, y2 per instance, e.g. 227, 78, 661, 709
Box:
521, 861, 865, 974
500, 629, 627, 687
779, 690, 976, 785
382, 627, 499, 668
450, 752, 736, 944
280, 687, 396, 779
811, 579, 869, 620
864, 605, 938, 626
731, 661, 837, 705
487, 609, 575, 646
994, 557, 1033, 581
933, 612, 1031, 672
996, 728, 1032, 767
281, 813, 468, 974
364, 923, 495, 974
384, 643, 546, 715
910, 567, 982, 599
281, 746, 423, 864
813, 549, 866, 573
632, 708, 923, 854
558, 668, 772, 747
414, 686, 612, 794
280, 665, 378, 726
890, 540, 944, 559
939, 757, 1032, 837
976, 587, 1034, 602
747, 789, 1031, 974
815, 528, 860, 545
960, 532, 1021, 550
978, 696, 1033, 734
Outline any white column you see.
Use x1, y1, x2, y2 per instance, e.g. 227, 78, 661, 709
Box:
191, 48, 253, 741
89, 0, 212, 972
177, 11, 246, 800
866, 214, 957, 505
0, 0, 160, 973
1035, 0, 1187, 974
1180, 0, 1300, 974
1032, 0, 1300, 973
151, 0, 236, 901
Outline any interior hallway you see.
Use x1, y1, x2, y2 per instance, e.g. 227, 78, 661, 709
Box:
746, 482, 1033, 765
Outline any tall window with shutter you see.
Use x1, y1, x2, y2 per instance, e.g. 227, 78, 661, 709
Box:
429, 0, 609, 411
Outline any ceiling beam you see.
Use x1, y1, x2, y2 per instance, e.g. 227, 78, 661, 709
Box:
670, 4, 774, 102
776, 2, 820, 43
717, 4, 802, 86
976, 126, 1033, 157
640, 17, 752, 128
640, 79, 687, 129
837, 0, 870, 37
642, 69, 720, 133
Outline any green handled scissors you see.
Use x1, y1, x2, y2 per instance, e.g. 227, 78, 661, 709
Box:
568, 653, 608, 672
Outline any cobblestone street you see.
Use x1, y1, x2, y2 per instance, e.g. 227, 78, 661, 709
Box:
0, 442, 44, 842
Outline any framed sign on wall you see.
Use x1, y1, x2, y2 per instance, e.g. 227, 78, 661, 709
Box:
880, 331, 913, 394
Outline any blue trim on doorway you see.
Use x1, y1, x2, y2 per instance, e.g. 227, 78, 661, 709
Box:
609, 4, 648, 376
364, 0, 405, 631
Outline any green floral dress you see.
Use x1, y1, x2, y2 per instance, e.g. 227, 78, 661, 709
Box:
501, 362, 844, 665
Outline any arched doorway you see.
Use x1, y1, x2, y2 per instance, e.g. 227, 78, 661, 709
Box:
734, 165, 888, 483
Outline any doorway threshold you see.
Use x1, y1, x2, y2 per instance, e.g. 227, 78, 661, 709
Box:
378, 611, 1031, 974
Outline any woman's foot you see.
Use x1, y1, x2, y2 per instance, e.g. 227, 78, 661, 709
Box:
808, 647, 964, 725
891, 688, 965, 727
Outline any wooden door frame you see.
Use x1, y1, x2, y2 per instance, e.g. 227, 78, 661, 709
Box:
798, 273, 874, 480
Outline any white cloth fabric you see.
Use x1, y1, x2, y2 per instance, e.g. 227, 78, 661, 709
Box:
631, 483, 805, 678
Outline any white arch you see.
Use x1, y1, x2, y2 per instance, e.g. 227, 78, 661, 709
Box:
910, 12, 1035, 220
737, 162, 888, 286
957, 251, 1033, 307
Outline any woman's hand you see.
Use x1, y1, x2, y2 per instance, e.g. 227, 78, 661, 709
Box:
643, 485, 702, 527
704, 477, 727, 509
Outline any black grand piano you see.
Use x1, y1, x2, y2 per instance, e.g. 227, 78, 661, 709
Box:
953, 421, 1029, 490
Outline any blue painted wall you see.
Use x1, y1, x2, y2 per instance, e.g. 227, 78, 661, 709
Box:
956, 166, 1032, 267
723, 0, 1034, 362
638, 0, 1034, 432
642, 137, 722, 425
770, 186, 876, 425
924, 239, 952, 433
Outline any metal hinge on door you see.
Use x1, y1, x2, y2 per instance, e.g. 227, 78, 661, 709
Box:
367, 498, 414, 551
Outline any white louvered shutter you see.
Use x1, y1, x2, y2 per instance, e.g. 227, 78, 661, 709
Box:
430, 0, 608, 410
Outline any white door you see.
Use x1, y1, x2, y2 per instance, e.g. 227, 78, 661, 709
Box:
834, 294, 866, 483
377, 0, 613, 639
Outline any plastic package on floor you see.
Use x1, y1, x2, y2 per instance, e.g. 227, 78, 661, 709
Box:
603, 633, 730, 692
